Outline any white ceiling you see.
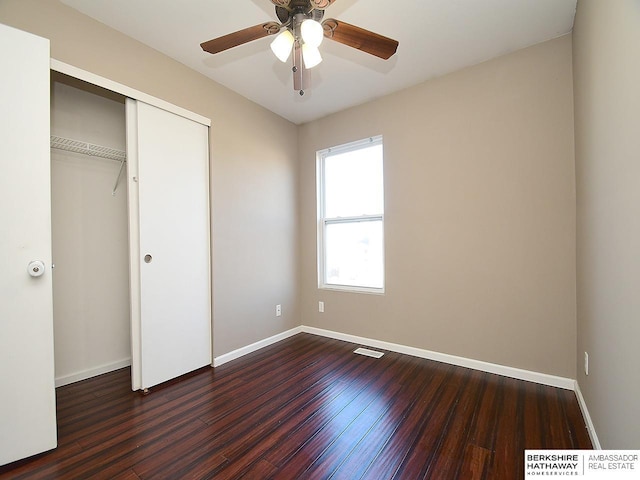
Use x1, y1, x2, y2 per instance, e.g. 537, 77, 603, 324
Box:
60, 0, 577, 125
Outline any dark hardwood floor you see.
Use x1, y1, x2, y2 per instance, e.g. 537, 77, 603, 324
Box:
0, 333, 591, 479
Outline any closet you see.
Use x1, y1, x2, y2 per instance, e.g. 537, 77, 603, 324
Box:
50, 73, 212, 392
50, 73, 130, 386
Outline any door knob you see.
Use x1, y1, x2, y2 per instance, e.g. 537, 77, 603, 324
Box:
28, 260, 45, 277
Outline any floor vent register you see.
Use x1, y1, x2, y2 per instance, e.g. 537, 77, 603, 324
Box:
353, 347, 384, 358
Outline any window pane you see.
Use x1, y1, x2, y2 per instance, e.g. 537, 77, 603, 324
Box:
324, 220, 383, 289
324, 144, 383, 218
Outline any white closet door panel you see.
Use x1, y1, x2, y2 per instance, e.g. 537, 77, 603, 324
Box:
0, 25, 57, 465
136, 101, 211, 389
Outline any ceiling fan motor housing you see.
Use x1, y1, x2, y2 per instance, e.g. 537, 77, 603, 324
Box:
276, 0, 325, 24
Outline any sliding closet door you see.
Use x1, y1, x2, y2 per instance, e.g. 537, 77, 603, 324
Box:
0, 25, 57, 465
127, 100, 211, 390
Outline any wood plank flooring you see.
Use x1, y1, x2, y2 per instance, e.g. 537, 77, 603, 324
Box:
0, 333, 592, 479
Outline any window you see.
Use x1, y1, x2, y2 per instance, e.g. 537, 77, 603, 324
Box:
317, 136, 384, 293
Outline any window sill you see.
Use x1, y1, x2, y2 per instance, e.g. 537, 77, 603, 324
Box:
319, 284, 385, 295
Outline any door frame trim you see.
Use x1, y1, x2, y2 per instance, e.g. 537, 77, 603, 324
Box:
50, 59, 211, 127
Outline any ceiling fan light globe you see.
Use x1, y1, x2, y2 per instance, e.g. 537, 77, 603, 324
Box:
270, 29, 294, 62
301, 19, 324, 47
302, 44, 323, 69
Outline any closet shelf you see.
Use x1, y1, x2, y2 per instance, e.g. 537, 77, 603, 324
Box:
50, 135, 126, 162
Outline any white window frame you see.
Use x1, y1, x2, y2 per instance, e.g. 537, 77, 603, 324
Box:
317, 135, 385, 294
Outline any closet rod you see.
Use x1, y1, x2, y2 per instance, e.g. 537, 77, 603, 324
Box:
50, 135, 126, 162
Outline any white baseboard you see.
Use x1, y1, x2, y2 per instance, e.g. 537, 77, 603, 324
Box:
574, 381, 602, 449
300, 326, 576, 390
55, 357, 131, 387
214, 325, 575, 390
213, 326, 303, 367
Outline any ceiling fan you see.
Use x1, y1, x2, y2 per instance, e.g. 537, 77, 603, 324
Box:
200, 0, 399, 96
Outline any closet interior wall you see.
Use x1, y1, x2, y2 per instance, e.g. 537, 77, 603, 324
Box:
50, 73, 130, 386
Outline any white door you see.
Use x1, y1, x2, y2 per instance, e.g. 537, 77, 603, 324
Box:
0, 25, 57, 465
127, 100, 212, 391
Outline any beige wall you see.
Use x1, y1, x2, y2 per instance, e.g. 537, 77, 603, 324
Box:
573, 0, 640, 448
299, 35, 576, 378
0, 0, 300, 357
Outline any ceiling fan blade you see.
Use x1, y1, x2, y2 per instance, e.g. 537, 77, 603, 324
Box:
322, 19, 398, 60
201, 22, 281, 55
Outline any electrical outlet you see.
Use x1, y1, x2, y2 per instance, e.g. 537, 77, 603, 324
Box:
276, 304, 281, 317
318, 301, 324, 313
584, 351, 589, 376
